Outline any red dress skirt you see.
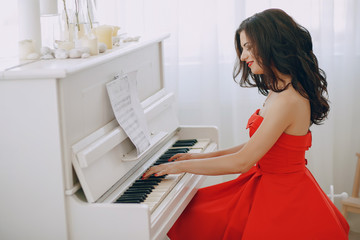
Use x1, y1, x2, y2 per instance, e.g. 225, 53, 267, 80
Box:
168, 109, 349, 240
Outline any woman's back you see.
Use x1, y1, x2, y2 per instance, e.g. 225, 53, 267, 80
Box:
260, 85, 311, 136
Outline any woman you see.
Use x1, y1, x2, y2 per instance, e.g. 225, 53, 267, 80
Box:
143, 8, 349, 239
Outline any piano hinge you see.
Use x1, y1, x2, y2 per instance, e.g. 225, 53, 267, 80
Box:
65, 183, 81, 196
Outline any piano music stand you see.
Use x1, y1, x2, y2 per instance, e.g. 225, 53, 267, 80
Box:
341, 153, 360, 218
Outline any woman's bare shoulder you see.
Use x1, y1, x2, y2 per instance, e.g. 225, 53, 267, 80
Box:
274, 88, 311, 135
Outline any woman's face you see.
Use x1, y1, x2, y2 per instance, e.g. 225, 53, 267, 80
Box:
239, 31, 264, 74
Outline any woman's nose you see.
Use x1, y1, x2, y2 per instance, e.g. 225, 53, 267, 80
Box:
240, 51, 247, 62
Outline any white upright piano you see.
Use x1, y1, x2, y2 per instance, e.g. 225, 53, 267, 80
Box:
0, 34, 218, 240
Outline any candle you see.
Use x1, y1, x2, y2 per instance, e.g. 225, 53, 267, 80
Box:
80, 36, 99, 55
18, 0, 42, 54
95, 25, 114, 49
18, 40, 35, 60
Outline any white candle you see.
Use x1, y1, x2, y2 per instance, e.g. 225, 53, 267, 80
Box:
80, 36, 99, 55
18, 0, 42, 54
18, 40, 35, 60
95, 25, 114, 49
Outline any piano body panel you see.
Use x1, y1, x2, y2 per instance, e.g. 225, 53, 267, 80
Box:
67, 193, 151, 240
0, 78, 68, 239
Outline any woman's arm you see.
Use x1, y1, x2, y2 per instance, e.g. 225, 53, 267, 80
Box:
142, 96, 296, 179
168, 143, 247, 162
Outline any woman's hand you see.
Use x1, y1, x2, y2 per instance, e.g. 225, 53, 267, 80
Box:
142, 153, 200, 179
142, 162, 183, 179
168, 153, 198, 162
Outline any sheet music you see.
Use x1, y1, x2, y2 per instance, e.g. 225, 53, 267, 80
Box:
106, 71, 151, 155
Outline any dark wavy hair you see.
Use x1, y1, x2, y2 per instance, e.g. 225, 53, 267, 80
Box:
233, 8, 329, 125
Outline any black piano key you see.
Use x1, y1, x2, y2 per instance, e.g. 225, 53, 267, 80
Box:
154, 159, 174, 164
165, 148, 189, 154
172, 139, 198, 147
116, 196, 146, 202
124, 189, 152, 194
126, 189, 152, 194
117, 194, 147, 200
172, 143, 194, 147
135, 178, 162, 183
155, 159, 169, 164
129, 185, 155, 189
133, 180, 159, 184
133, 182, 159, 186
159, 156, 174, 160
127, 188, 153, 193
134, 182, 161, 186
115, 199, 142, 203
121, 194, 149, 200
155, 159, 169, 163
134, 178, 160, 182
122, 193, 149, 199
122, 190, 149, 196
137, 177, 163, 182
145, 175, 165, 180
166, 148, 189, 153
175, 139, 198, 144
159, 154, 176, 159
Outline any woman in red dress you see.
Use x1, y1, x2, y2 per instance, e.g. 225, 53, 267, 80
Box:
143, 8, 349, 240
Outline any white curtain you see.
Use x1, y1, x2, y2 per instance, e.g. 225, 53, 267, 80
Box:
96, 0, 360, 199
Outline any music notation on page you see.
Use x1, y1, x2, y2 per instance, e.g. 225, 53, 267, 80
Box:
106, 71, 151, 155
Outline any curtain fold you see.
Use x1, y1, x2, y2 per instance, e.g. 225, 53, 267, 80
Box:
96, 0, 360, 211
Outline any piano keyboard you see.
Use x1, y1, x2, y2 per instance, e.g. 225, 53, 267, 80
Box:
114, 139, 209, 212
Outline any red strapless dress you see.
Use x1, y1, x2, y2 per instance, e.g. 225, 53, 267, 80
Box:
168, 109, 349, 240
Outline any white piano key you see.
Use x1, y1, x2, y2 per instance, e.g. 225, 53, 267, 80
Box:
188, 148, 202, 153
191, 139, 210, 149
143, 173, 185, 212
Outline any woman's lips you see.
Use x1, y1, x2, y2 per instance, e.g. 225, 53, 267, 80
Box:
247, 61, 253, 67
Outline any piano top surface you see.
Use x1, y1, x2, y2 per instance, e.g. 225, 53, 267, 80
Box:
0, 33, 170, 80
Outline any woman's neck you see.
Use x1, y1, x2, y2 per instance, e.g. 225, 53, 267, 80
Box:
273, 69, 292, 89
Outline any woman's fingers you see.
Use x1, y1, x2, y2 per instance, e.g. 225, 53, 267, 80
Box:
142, 164, 168, 179
168, 153, 182, 162
142, 166, 158, 179
168, 153, 193, 162
142, 162, 182, 179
